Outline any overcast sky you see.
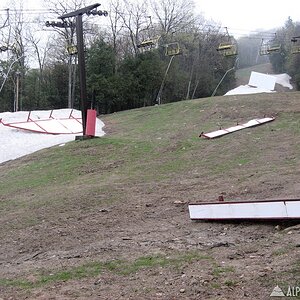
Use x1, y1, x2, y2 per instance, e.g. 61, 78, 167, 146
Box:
1, 0, 300, 37
195, 0, 300, 36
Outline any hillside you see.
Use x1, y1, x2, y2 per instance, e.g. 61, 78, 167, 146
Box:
0, 92, 300, 299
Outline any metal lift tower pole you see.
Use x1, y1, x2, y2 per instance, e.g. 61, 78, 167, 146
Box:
75, 14, 88, 135
59, 3, 100, 136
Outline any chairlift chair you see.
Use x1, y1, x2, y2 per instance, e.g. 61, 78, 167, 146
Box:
216, 27, 238, 57
291, 45, 300, 54
0, 45, 9, 52
259, 38, 281, 55
165, 42, 182, 56
217, 42, 238, 57
218, 43, 233, 51
291, 36, 300, 54
137, 36, 160, 52
67, 44, 78, 55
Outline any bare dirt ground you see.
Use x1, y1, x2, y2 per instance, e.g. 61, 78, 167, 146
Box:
0, 92, 300, 299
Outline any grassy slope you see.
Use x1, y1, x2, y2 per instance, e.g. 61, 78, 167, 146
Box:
1, 93, 299, 215
0, 92, 300, 298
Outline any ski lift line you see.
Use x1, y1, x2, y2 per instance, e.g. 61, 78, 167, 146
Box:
5, 16, 107, 26
0, 8, 50, 12
0, 11, 55, 17
225, 27, 278, 35
0, 7, 281, 38
0, 11, 52, 16
216, 26, 282, 41
237, 35, 276, 41
0, 14, 279, 40
0, 8, 101, 14
0, 10, 274, 38
0, 8, 108, 18
6, 15, 266, 39
214, 26, 278, 39
219, 25, 280, 36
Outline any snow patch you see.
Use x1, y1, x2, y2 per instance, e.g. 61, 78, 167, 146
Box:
273, 73, 293, 89
225, 85, 275, 96
0, 109, 105, 164
225, 71, 293, 96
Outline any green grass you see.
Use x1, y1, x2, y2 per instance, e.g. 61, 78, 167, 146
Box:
0, 148, 83, 193
0, 136, 155, 199
210, 282, 221, 289
224, 279, 239, 287
212, 265, 235, 277
0, 252, 211, 289
272, 247, 291, 257
274, 113, 300, 133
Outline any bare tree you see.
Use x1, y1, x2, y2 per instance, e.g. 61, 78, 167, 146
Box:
107, 0, 123, 72
108, 0, 122, 51
26, 29, 51, 107
0, 8, 11, 49
116, 0, 150, 56
4, 0, 29, 111
151, 0, 195, 36
44, 0, 88, 108
1, 1, 52, 110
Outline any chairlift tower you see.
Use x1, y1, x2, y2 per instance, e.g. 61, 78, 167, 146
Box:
155, 42, 182, 105
47, 3, 108, 136
211, 57, 239, 97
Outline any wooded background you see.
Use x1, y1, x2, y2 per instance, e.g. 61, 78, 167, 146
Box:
0, 0, 299, 114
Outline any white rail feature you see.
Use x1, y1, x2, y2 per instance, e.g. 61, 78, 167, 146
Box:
0, 109, 82, 135
200, 117, 275, 139
188, 199, 300, 220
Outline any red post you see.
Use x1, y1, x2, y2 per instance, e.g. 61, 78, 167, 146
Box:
86, 109, 97, 136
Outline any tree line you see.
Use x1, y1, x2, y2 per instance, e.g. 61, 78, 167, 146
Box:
0, 0, 299, 115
